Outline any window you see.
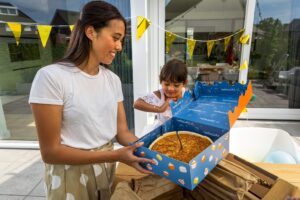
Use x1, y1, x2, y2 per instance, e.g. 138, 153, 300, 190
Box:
8, 8, 17, 15
0, 8, 7, 14
0, 0, 133, 142
8, 43, 40, 62
248, 0, 300, 110
165, 0, 246, 87
0, 6, 18, 16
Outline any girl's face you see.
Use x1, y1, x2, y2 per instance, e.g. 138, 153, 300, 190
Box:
161, 81, 185, 100
89, 19, 125, 65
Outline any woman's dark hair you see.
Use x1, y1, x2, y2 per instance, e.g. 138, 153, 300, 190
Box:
59, 1, 126, 68
159, 59, 187, 83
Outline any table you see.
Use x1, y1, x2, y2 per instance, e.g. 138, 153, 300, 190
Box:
255, 163, 300, 188
115, 162, 300, 189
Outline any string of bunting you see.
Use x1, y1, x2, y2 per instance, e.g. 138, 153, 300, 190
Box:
0, 20, 74, 48
136, 16, 250, 60
135, 16, 251, 86
2, 16, 250, 54
1, 16, 251, 80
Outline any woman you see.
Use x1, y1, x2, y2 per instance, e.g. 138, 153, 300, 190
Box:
29, 1, 153, 199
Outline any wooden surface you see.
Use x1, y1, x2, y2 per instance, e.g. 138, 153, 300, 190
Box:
255, 163, 300, 188
115, 163, 147, 184
115, 162, 300, 189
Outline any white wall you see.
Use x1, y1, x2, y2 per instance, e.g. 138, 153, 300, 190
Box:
131, 0, 165, 136
239, 0, 256, 84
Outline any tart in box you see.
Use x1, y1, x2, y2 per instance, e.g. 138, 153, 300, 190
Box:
133, 81, 252, 190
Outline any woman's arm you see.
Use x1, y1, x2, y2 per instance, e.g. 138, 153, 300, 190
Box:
115, 102, 154, 173
31, 103, 153, 173
115, 102, 138, 146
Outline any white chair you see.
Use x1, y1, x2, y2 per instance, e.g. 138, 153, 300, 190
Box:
229, 127, 300, 164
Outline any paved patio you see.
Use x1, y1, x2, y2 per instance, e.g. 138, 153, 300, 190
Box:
0, 149, 44, 200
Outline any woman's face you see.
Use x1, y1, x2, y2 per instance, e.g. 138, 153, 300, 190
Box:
89, 19, 125, 65
161, 81, 185, 101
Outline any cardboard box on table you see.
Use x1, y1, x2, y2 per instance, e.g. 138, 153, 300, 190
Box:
114, 154, 300, 199
133, 81, 253, 190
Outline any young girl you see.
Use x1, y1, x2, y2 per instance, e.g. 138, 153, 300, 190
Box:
134, 59, 188, 135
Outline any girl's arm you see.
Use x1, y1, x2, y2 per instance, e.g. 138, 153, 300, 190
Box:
31, 103, 153, 173
133, 94, 169, 113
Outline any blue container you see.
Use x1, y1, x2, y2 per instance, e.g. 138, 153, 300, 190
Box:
134, 81, 252, 190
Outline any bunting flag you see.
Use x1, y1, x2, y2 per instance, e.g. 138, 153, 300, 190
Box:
224, 36, 231, 52
240, 80, 246, 85
206, 40, 215, 58
166, 31, 176, 53
0, 17, 246, 56
242, 108, 248, 113
240, 34, 250, 44
7, 22, 22, 45
239, 60, 248, 71
187, 38, 196, 60
136, 16, 151, 40
37, 25, 52, 47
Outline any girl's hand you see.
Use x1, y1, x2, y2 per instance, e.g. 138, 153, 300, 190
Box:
158, 100, 170, 113
116, 142, 154, 174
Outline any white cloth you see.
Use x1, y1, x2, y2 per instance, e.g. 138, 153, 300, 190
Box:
140, 88, 185, 136
141, 89, 172, 124
29, 63, 123, 149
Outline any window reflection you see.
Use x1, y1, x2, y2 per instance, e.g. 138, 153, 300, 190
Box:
0, 0, 134, 140
165, 0, 246, 88
248, 0, 300, 108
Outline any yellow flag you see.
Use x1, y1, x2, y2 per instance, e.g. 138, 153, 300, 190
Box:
7, 22, 22, 45
242, 108, 248, 113
239, 60, 248, 71
166, 31, 176, 53
206, 40, 215, 58
37, 25, 52, 47
239, 29, 245, 38
240, 80, 245, 85
224, 36, 231, 52
187, 39, 196, 60
69, 25, 74, 32
136, 16, 151, 40
240, 34, 250, 44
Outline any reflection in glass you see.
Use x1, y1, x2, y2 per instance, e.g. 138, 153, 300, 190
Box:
0, 0, 134, 140
248, 0, 300, 108
165, 0, 246, 88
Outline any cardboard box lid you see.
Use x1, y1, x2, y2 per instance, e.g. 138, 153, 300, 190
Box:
226, 153, 300, 199
170, 81, 253, 130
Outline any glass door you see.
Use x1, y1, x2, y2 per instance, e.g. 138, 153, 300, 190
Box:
245, 0, 300, 119
165, 0, 246, 89
0, 0, 134, 142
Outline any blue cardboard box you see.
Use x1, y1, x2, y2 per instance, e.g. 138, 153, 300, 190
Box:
134, 81, 253, 190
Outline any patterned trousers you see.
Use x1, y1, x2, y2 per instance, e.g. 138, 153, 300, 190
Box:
44, 142, 115, 200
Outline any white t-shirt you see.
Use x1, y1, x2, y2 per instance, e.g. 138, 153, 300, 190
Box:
29, 63, 123, 149
141, 89, 172, 124
139, 88, 186, 136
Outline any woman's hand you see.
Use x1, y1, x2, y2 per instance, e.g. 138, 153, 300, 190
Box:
116, 142, 154, 174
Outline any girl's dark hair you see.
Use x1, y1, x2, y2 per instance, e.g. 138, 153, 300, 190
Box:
58, 0, 126, 68
159, 59, 187, 83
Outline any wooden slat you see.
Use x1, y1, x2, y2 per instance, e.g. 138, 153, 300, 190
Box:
255, 163, 300, 189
